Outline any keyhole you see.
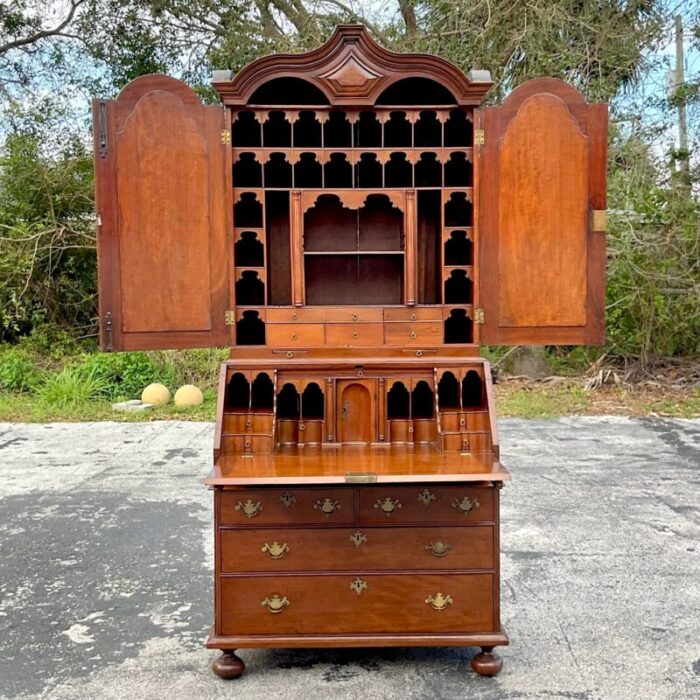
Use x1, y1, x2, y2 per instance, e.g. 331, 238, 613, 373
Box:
341, 401, 349, 420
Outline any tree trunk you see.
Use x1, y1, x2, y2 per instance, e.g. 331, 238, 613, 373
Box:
512, 346, 550, 379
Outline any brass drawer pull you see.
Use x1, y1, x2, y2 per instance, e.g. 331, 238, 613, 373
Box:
292, 312, 297, 320
374, 497, 402, 516
261, 594, 289, 614
352, 331, 358, 339
426, 541, 452, 558
291, 333, 298, 340
425, 593, 453, 611
409, 331, 417, 339
279, 491, 296, 508
299, 422, 306, 431
261, 541, 289, 559
235, 499, 262, 519
351, 313, 358, 321
349, 531, 367, 547
349, 578, 368, 595
452, 496, 480, 514
417, 489, 436, 506
314, 498, 341, 516
410, 313, 416, 320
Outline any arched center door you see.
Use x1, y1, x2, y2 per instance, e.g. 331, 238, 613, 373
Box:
337, 380, 375, 444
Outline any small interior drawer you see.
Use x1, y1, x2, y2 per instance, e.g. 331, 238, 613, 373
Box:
384, 307, 443, 321
266, 323, 325, 346
266, 308, 326, 323
325, 307, 384, 322
326, 322, 384, 346
384, 322, 442, 345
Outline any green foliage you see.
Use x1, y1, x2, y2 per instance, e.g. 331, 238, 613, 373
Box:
36, 366, 106, 409
0, 346, 43, 392
74, 352, 178, 400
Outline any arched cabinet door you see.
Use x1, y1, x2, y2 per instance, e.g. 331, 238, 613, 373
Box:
477, 78, 607, 345
93, 75, 231, 351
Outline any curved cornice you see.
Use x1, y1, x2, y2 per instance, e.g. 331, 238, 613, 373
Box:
213, 25, 492, 107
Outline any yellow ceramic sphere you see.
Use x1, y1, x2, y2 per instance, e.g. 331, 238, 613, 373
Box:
141, 383, 171, 407
174, 384, 204, 407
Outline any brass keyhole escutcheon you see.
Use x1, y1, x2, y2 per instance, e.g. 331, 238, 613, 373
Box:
410, 313, 416, 320
426, 541, 452, 558
374, 497, 401, 516
291, 333, 298, 341
235, 499, 262, 519
425, 592, 453, 611
417, 489, 436, 506
299, 422, 306, 431
261, 541, 289, 559
352, 331, 358, 339
261, 594, 290, 614
246, 419, 252, 428
279, 491, 296, 508
452, 496, 480, 514
349, 531, 367, 547
351, 313, 358, 321
341, 401, 349, 420
349, 578, 368, 595
314, 498, 341, 516
409, 331, 417, 339
292, 312, 297, 319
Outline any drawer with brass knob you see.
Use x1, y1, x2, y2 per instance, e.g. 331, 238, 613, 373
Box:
219, 488, 353, 526
218, 573, 494, 635
359, 486, 493, 525
384, 321, 442, 345
219, 526, 494, 572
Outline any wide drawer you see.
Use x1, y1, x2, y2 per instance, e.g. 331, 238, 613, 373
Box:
266, 323, 325, 346
222, 413, 274, 434
384, 321, 442, 345
384, 307, 443, 321
219, 488, 354, 526
266, 307, 326, 323
326, 322, 384, 346
359, 485, 493, 524
325, 307, 384, 322
219, 573, 494, 635
220, 525, 494, 572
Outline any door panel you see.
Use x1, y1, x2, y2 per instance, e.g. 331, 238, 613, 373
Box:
477, 78, 607, 345
93, 75, 231, 350
337, 380, 375, 443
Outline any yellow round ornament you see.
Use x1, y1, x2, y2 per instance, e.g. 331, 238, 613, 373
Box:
174, 384, 204, 407
141, 383, 171, 407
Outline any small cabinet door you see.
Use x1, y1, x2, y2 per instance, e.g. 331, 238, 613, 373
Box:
337, 379, 376, 444
477, 78, 607, 345
93, 75, 231, 351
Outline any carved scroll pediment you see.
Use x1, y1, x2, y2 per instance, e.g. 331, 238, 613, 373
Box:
320, 55, 381, 95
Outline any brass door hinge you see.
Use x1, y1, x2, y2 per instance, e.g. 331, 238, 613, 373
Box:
474, 308, 485, 324
220, 129, 231, 145
591, 209, 607, 232
224, 310, 235, 325
474, 129, 485, 145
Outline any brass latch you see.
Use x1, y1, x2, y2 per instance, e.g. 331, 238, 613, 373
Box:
591, 209, 607, 232
345, 472, 377, 483
224, 310, 235, 325
474, 129, 485, 145
474, 308, 485, 324
220, 129, 231, 145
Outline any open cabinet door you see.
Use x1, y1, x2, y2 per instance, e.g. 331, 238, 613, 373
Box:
477, 78, 607, 345
93, 75, 232, 351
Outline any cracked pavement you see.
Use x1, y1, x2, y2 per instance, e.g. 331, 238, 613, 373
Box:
0, 417, 698, 699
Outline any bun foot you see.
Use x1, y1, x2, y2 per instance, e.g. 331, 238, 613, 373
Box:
470, 647, 503, 677
212, 650, 245, 680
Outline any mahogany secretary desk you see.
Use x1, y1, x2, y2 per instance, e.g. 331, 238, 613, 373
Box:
93, 25, 607, 679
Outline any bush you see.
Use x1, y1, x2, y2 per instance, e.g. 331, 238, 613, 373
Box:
73, 352, 177, 400
0, 346, 44, 392
36, 366, 105, 408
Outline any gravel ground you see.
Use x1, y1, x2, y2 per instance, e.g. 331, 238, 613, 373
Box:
0, 416, 698, 700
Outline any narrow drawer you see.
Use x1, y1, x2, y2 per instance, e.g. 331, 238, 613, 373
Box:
464, 411, 490, 431
221, 435, 273, 453
325, 307, 383, 322
412, 418, 437, 444
359, 485, 493, 524
266, 308, 326, 323
219, 572, 494, 635
220, 525, 494, 573
219, 488, 354, 526
385, 322, 442, 345
384, 307, 442, 321
298, 419, 323, 443
222, 413, 274, 434
266, 323, 325, 346
468, 432, 492, 452
439, 411, 461, 432
441, 433, 470, 452
326, 323, 384, 346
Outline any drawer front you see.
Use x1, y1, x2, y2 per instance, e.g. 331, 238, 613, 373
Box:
222, 435, 273, 453
326, 323, 384, 346
222, 413, 274, 434
439, 411, 461, 432
219, 573, 494, 635
219, 488, 354, 526
220, 525, 494, 573
266, 308, 326, 323
326, 307, 383, 322
384, 307, 442, 321
385, 322, 442, 345
359, 485, 493, 524
441, 433, 470, 452
266, 323, 325, 346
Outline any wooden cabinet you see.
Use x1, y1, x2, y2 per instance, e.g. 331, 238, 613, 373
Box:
93, 24, 606, 681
